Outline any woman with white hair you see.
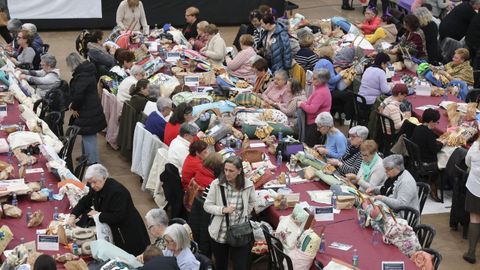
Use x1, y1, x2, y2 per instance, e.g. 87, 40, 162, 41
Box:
327, 125, 369, 175
136, 208, 170, 263
144, 97, 173, 141
314, 112, 347, 159
163, 224, 200, 270
21, 23, 44, 54
18, 53, 61, 98
117, 64, 145, 103
366, 154, 420, 211
299, 68, 332, 147
68, 164, 150, 256
261, 69, 292, 108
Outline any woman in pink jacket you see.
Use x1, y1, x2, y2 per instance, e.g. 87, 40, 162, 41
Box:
226, 34, 258, 83
300, 68, 332, 147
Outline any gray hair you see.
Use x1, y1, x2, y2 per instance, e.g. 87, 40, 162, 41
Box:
7, 19, 22, 32
22, 23, 37, 34
156, 97, 173, 112
413, 7, 432, 27
164, 224, 190, 251
66, 52, 85, 72
40, 54, 57, 68
348, 125, 369, 140
130, 65, 144, 76
145, 208, 169, 227
315, 112, 334, 127
179, 123, 198, 137
84, 164, 109, 181
313, 68, 331, 85
274, 69, 289, 81
148, 84, 160, 98
383, 154, 405, 171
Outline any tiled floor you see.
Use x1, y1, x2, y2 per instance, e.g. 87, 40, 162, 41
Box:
13, 0, 476, 268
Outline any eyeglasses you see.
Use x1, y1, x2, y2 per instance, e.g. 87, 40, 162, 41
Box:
148, 224, 155, 231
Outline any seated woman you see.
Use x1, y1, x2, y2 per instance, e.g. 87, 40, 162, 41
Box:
164, 103, 194, 146
314, 112, 348, 159
9, 29, 35, 68
356, 7, 381, 35
252, 57, 272, 93
366, 154, 420, 211
262, 69, 292, 108
192, 21, 209, 51
110, 50, 135, 82
129, 79, 158, 113
182, 140, 209, 191
200, 24, 226, 66
294, 33, 318, 71
18, 53, 60, 98
380, 83, 411, 134
439, 48, 474, 86
346, 140, 387, 192
358, 52, 391, 107
278, 79, 306, 128
194, 152, 224, 189
299, 69, 332, 147
365, 15, 398, 46
163, 224, 200, 270
389, 14, 427, 61
86, 30, 116, 73
327, 125, 369, 176
117, 65, 145, 103
226, 34, 257, 82
314, 46, 342, 92
410, 108, 443, 202
145, 97, 173, 141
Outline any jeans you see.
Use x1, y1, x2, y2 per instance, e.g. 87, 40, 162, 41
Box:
210, 238, 252, 270
82, 134, 100, 165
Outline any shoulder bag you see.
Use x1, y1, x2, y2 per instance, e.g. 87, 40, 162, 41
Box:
220, 185, 253, 247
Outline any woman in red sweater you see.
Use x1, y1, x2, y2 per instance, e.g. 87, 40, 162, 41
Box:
356, 7, 381, 35
194, 152, 224, 188
182, 140, 209, 190
300, 68, 332, 147
163, 102, 193, 146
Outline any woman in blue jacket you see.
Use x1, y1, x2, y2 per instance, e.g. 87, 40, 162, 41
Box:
258, 14, 292, 72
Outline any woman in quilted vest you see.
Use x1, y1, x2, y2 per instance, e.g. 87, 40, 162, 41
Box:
258, 13, 292, 72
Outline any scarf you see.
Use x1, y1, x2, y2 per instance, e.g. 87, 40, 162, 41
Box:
361, 153, 379, 182
253, 72, 271, 93
381, 170, 404, 196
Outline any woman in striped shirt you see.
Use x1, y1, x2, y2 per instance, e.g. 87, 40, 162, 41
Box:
294, 33, 318, 71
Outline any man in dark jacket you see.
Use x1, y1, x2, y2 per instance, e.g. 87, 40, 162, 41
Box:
258, 13, 292, 73
439, 0, 480, 41
68, 164, 150, 256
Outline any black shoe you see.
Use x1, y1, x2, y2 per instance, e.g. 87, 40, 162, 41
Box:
341, 5, 355, 10
463, 253, 476, 264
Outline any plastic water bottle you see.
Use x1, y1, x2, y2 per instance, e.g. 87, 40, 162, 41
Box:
26, 206, 32, 223
276, 151, 283, 167
319, 233, 326, 253
331, 194, 337, 209
352, 249, 359, 267
39, 172, 46, 189
11, 192, 17, 206
154, 24, 158, 31
236, 140, 241, 149
53, 206, 59, 221
72, 242, 79, 255
358, 213, 366, 228
48, 183, 54, 201
278, 131, 283, 141
27, 153, 33, 169
372, 229, 381, 246
7, 148, 13, 163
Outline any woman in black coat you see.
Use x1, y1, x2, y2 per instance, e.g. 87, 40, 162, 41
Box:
66, 52, 107, 165
68, 164, 150, 256
414, 7, 441, 64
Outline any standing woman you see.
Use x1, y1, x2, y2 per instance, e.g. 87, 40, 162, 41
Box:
116, 0, 148, 34
463, 138, 480, 264
413, 7, 441, 64
66, 52, 107, 165
204, 156, 255, 270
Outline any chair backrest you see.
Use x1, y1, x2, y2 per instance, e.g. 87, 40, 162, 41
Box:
59, 125, 81, 171
261, 224, 284, 270
74, 155, 89, 180
422, 248, 442, 270
394, 206, 420, 228
414, 224, 436, 249
272, 242, 293, 270
376, 111, 396, 136
305, 70, 314, 98
465, 89, 480, 106
33, 98, 48, 120
168, 217, 187, 225
416, 182, 430, 215
403, 136, 424, 178
195, 252, 213, 270
348, 91, 368, 128
44, 111, 62, 137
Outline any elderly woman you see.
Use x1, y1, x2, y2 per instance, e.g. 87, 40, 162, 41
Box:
413, 7, 441, 64
411, 108, 443, 202
438, 48, 475, 86
117, 65, 145, 103
167, 123, 198, 173
164, 103, 194, 146
389, 14, 427, 60
87, 30, 116, 72
356, 7, 381, 35
358, 52, 391, 107
204, 156, 255, 270
66, 52, 106, 165
252, 58, 272, 94
18, 53, 60, 98
314, 46, 342, 91
6, 19, 22, 49
262, 69, 292, 108
463, 138, 480, 264
145, 97, 173, 141
366, 154, 420, 211
346, 140, 386, 192
380, 83, 411, 134
200, 24, 226, 66
183, 6, 200, 41
22, 23, 44, 54
314, 112, 348, 159
192, 21, 209, 51
300, 69, 332, 147
129, 79, 158, 113
163, 224, 200, 270
9, 29, 35, 68
182, 140, 209, 190
294, 33, 318, 71
116, 0, 148, 34
327, 126, 369, 175
226, 34, 257, 82
278, 79, 306, 127
136, 208, 170, 263
68, 164, 150, 255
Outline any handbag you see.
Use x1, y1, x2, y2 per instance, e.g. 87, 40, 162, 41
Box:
184, 178, 204, 212
276, 140, 304, 161
220, 185, 253, 247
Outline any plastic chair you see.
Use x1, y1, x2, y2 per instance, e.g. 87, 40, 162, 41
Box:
375, 111, 399, 156
33, 98, 48, 119
271, 243, 293, 270
465, 88, 480, 106
416, 182, 430, 215
348, 91, 368, 128
44, 111, 62, 137
296, 108, 307, 143
414, 224, 436, 249
422, 248, 442, 270
59, 125, 81, 171
74, 155, 89, 180
261, 224, 283, 270
394, 206, 420, 228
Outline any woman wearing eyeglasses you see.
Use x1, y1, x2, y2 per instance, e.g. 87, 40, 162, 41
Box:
163, 224, 200, 270
9, 29, 35, 68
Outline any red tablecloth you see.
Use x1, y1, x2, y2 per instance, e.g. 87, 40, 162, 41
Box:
407, 94, 462, 135
264, 181, 419, 270
1, 100, 72, 263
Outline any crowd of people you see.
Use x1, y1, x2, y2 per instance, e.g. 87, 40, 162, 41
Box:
2, 0, 480, 269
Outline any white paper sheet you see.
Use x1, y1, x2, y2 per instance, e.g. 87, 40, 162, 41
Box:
307, 190, 332, 204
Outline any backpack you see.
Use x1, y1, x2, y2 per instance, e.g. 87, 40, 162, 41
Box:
44, 80, 70, 112
75, 30, 91, 58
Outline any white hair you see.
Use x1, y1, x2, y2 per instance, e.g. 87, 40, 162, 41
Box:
84, 164, 109, 181
22, 23, 37, 34
348, 125, 369, 140
164, 224, 191, 251
156, 97, 173, 112
274, 69, 289, 81
313, 68, 331, 84
315, 112, 334, 127
40, 54, 57, 68
383, 154, 405, 171
145, 208, 169, 227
